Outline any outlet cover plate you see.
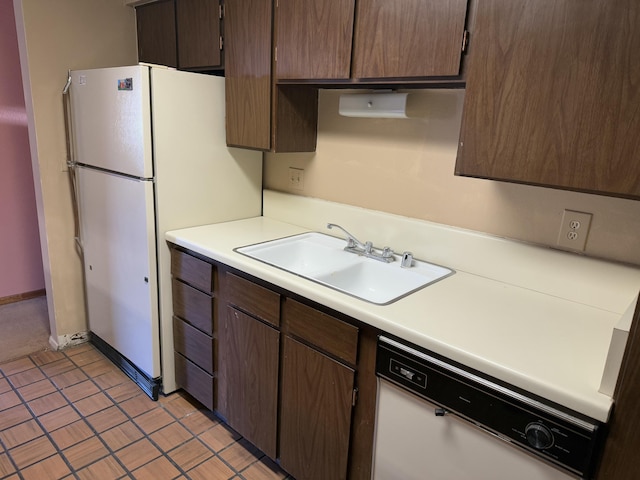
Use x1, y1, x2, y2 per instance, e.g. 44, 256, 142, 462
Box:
288, 167, 304, 191
557, 210, 592, 251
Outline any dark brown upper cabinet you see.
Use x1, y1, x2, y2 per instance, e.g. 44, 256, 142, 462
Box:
136, 0, 223, 71
352, 0, 469, 79
275, 0, 355, 80
455, 0, 640, 199
176, 0, 223, 70
136, 0, 178, 68
224, 0, 272, 150
225, 0, 317, 151
274, 0, 469, 82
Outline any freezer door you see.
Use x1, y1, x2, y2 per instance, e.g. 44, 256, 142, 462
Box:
70, 65, 153, 178
77, 166, 160, 379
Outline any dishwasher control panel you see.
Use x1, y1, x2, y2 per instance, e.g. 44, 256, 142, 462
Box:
389, 359, 427, 388
376, 336, 602, 479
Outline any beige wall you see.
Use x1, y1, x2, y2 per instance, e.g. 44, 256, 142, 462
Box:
265, 89, 640, 266
14, 0, 137, 345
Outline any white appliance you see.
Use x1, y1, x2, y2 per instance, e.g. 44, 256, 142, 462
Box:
373, 337, 601, 479
65, 65, 262, 399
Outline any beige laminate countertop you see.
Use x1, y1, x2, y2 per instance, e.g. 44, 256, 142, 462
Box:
167, 216, 631, 423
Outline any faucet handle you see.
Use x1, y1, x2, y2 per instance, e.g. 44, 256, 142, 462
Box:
401, 251, 413, 268
382, 247, 394, 259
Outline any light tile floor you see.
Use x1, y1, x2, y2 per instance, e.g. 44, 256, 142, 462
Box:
0, 343, 294, 480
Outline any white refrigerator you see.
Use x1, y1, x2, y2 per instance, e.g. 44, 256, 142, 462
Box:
68, 65, 262, 399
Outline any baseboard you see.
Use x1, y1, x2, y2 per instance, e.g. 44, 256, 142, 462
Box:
0, 289, 46, 306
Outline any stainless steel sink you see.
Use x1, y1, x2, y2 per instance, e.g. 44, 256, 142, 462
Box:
235, 232, 454, 305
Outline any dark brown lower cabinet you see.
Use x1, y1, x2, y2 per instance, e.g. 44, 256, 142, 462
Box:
171, 247, 215, 410
279, 336, 355, 480
170, 246, 375, 479
217, 306, 280, 458
173, 316, 213, 373
173, 353, 214, 410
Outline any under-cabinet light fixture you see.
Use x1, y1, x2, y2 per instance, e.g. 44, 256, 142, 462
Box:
338, 92, 410, 118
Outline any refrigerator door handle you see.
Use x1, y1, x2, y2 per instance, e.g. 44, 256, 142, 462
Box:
62, 70, 82, 253
62, 69, 74, 168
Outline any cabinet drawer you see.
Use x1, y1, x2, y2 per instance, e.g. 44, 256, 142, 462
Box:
171, 249, 213, 294
172, 278, 213, 335
283, 298, 358, 364
174, 352, 214, 410
173, 316, 213, 374
225, 273, 280, 327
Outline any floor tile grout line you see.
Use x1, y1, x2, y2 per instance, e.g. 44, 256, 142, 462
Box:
96, 388, 199, 478
7, 349, 132, 479
107, 376, 248, 477
2, 361, 78, 480
3, 355, 82, 479
180, 408, 279, 478
0, 425, 25, 480
2, 344, 293, 480
216, 438, 269, 478
0, 369, 25, 480
68, 347, 218, 479
0, 350, 168, 479
63, 348, 188, 479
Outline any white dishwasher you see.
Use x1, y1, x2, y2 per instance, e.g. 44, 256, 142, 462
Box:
373, 337, 602, 480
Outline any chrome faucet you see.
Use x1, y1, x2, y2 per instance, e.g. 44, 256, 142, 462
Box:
326, 223, 366, 249
326, 223, 395, 263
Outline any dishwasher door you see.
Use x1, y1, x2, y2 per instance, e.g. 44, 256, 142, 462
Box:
373, 380, 575, 480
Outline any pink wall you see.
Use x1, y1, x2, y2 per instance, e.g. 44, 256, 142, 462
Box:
0, 0, 45, 298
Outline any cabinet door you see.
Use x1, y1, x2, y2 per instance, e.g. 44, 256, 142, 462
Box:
225, 0, 272, 149
275, 0, 355, 80
218, 306, 279, 458
455, 0, 640, 198
176, 0, 222, 70
279, 336, 355, 480
136, 0, 177, 67
352, 0, 468, 79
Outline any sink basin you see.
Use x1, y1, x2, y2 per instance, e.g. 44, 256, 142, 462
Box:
235, 232, 454, 305
236, 232, 360, 276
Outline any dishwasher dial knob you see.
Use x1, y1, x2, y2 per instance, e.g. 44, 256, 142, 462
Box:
525, 423, 554, 450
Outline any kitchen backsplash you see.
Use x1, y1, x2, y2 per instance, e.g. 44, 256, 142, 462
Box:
264, 89, 640, 266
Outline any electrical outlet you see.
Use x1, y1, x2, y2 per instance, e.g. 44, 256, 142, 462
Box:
288, 167, 304, 191
557, 210, 592, 251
